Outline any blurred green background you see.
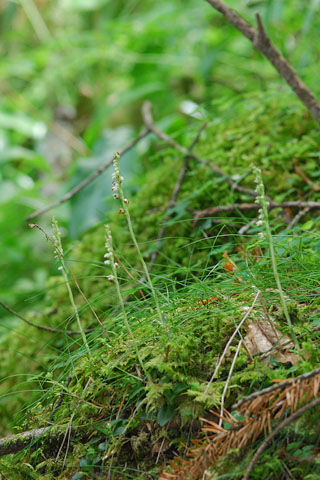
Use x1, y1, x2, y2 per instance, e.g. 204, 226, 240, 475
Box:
1, 0, 320, 310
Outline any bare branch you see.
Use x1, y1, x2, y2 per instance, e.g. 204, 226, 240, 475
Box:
233, 366, 320, 410
0, 424, 89, 456
206, 0, 320, 126
142, 102, 257, 197
0, 300, 93, 336
193, 200, 320, 224
26, 128, 150, 221
149, 121, 208, 272
242, 397, 320, 480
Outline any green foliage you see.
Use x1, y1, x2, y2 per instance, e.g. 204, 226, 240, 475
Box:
1, 1, 320, 479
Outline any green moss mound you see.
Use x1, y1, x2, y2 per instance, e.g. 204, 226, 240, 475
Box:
1, 92, 320, 479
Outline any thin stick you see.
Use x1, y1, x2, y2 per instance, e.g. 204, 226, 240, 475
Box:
233, 366, 320, 410
0, 300, 93, 336
218, 339, 242, 427
142, 102, 257, 197
49, 376, 73, 421
238, 218, 258, 235
149, 121, 208, 272
285, 206, 311, 230
205, 0, 320, 126
55, 378, 92, 466
204, 289, 260, 395
26, 128, 150, 221
242, 397, 320, 480
193, 200, 320, 223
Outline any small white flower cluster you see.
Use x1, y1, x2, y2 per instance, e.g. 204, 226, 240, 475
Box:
112, 152, 128, 213
252, 165, 270, 240
104, 224, 119, 281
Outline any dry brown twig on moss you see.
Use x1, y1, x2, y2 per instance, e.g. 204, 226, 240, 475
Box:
0, 300, 93, 336
242, 397, 320, 479
159, 367, 320, 480
142, 101, 257, 198
26, 128, 150, 221
205, 0, 320, 126
148, 120, 208, 272
193, 200, 320, 225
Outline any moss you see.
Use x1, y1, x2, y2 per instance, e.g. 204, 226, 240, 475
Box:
1, 92, 320, 478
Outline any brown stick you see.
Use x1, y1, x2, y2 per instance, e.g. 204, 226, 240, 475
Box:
206, 0, 320, 126
242, 397, 320, 480
233, 366, 320, 411
26, 128, 150, 221
149, 121, 208, 272
193, 200, 320, 223
142, 102, 257, 197
0, 300, 93, 336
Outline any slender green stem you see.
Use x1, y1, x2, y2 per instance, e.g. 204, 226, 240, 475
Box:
252, 166, 299, 349
52, 219, 90, 355
105, 226, 146, 374
113, 153, 163, 324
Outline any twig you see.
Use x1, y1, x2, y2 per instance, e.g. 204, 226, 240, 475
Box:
0, 300, 93, 336
55, 377, 92, 467
233, 366, 320, 410
204, 289, 260, 395
193, 200, 320, 223
26, 128, 150, 221
149, 121, 208, 272
49, 376, 73, 422
218, 339, 242, 427
29, 223, 109, 338
0, 423, 89, 456
238, 218, 258, 235
205, 1, 320, 126
242, 397, 320, 480
294, 164, 320, 192
285, 206, 311, 230
142, 102, 257, 197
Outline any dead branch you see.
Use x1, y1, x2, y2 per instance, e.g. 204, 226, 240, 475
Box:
193, 200, 320, 224
0, 300, 93, 336
294, 165, 320, 192
49, 376, 73, 422
0, 426, 52, 456
233, 366, 320, 410
238, 218, 258, 235
26, 127, 150, 221
242, 397, 320, 480
159, 367, 320, 480
206, 0, 320, 126
142, 102, 257, 197
285, 206, 311, 230
149, 121, 208, 272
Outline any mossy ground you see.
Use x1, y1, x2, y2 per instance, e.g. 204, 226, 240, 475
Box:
1, 92, 320, 479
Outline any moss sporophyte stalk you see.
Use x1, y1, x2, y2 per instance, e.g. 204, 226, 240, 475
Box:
111, 152, 163, 324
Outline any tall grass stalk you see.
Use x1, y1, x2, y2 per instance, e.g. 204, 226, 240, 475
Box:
112, 152, 163, 324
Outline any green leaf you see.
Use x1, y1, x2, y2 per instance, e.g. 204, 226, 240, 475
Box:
301, 220, 314, 231
70, 473, 86, 480
0, 112, 46, 139
157, 404, 175, 426
59, 0, 109, 11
